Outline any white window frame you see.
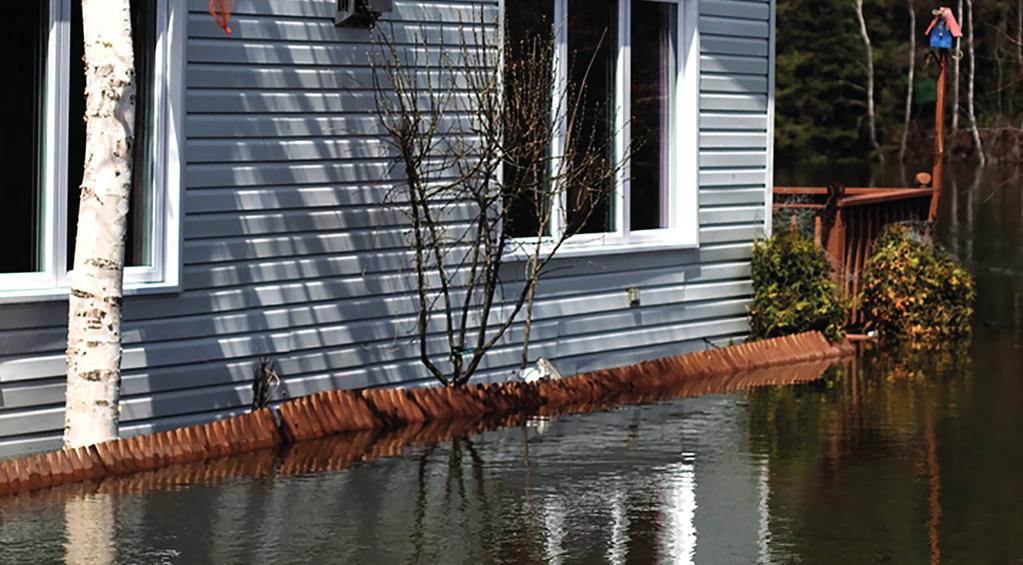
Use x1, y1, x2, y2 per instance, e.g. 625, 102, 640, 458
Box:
502, 0, 700, 259
0, 0, 184, 303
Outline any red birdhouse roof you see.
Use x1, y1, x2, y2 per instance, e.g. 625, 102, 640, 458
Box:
925, 7, 963, 38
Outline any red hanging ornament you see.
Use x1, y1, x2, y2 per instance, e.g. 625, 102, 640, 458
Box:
208, 0, 235, 35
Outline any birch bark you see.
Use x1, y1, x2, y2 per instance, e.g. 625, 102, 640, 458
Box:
965, 0, 986, 166
951, 0, 963, 134
900, 0, 916, 163
64, 0, 136, 449
1018, 0, 1022, 73
854, 0, 883, 161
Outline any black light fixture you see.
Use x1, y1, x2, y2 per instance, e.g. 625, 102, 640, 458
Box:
335, 0, 393, 28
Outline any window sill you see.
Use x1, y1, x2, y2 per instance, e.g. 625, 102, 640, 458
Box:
503, 233, 699, 263
0, 281, 182, 305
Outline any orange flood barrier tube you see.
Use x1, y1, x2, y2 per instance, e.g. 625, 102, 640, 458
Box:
0, 332, 853, 498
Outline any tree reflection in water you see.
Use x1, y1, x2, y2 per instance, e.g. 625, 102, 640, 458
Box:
64, 491, 115, 565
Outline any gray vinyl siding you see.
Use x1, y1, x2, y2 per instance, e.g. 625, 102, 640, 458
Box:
0, 0, 774, 456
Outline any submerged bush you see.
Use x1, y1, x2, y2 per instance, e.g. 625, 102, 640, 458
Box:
859, 224, 975, 345
750, 232, 847, 342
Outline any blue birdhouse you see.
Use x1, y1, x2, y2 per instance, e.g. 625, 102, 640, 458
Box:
929, 20, 953, 49
925, 7, 962, 50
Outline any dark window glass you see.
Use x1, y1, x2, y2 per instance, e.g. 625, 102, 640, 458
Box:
68, 0, 157, 270
565, 0, 616, 234
2, 3, 47, 273
630, 1, 676, 231
504, 0, 554, 238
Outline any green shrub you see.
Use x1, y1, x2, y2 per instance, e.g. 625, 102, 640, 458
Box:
750, 232, 847, 342
859, 225, 975, 345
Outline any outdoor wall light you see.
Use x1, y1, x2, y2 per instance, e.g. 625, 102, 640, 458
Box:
335, 0, 393, 28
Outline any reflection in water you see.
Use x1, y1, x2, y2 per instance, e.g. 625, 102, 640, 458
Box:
659, 457, 697, 565
64, 492, 114, 565
924, 409, 941, 565
606, 484, 628, 565
756, 457, 771, 565
542, 496, 565, 565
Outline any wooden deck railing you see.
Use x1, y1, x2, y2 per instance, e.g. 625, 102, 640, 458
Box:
774, 186, 934, 325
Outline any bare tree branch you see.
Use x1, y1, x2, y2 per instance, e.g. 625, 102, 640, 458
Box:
372, 10, 625, 386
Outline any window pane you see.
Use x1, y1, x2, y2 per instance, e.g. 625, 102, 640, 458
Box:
504, 0, 554, 239
630, 1, 676, 231
68, 0, 157, 270
2, 3, 47, 274
566, 0, 616, 235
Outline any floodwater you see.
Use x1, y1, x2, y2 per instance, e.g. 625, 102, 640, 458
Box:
1, 164, 1021, 564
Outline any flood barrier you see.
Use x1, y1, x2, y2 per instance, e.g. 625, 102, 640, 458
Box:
0, 332, 853, 498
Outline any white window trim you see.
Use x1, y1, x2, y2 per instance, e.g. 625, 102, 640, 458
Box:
0, 0, 184, 304
501, 0, 700, 261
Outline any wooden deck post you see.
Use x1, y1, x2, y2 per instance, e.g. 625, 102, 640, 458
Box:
929, 51, 947, 222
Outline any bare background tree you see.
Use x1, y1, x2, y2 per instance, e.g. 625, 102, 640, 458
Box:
951, 0, 963, 135
854, 0, 883, 161
372, 15, 622, 387
964, 0, 986, 166
899, 0, 916, 162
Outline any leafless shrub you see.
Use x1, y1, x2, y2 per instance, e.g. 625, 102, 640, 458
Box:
372, 12, 624, 387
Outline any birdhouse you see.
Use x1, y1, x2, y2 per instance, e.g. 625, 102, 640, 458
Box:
925, 7, 962, 50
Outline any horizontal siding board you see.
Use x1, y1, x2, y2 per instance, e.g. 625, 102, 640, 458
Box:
700, 54, 768, 75
699, 205, 766, 225
700, 113, 768, 131
701, 93, 768, 112
700, 150, 769, 168
701, 187, 766, 206
701, 74, 768, 94
186, 90, 476, 115
701, 0, 770, 21
186, 184, 421, 213
700, 168, 768, 186
186, 138, 394, 163
700, 131, 768, 148
699, 16, 769, 39
702, 35, 768, 57
185, 114, 437, 139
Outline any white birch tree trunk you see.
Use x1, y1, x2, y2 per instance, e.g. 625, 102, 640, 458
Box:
854, 0, 883, 161
900, 0, 916, 163
952, 0, 963, 134
1018, 0, 1022, 75
965, 0, 986, 166
1018, 0, 1023, 128
64, 0, 136, 449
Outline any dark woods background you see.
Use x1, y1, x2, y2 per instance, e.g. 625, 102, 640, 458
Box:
776, 0, 1023, 164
